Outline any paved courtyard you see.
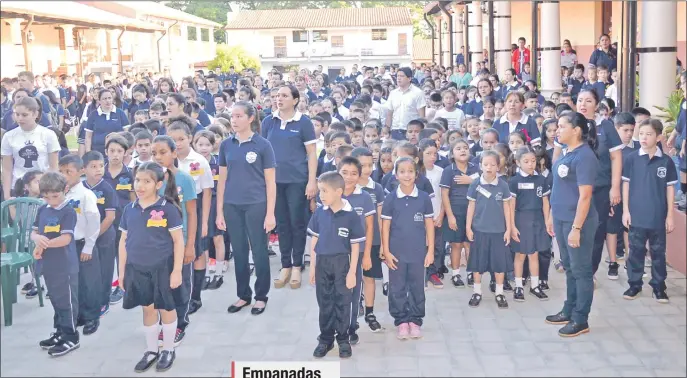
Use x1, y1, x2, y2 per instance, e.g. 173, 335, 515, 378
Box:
1, 251, 686, 377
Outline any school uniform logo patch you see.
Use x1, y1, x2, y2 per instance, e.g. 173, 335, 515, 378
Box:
354, 207, 363, 216
116, 177, 132, 191
657, 167, 667, 178
245, 151, 258, 164
147, 210, 168, 227
212, 168, 219, 181
177, 186, 184, 202
495, 192, 503, 201
189, 162, 204, 176
537, 186, 543, 197
337, 227, 349, 237
68, 199, 81, 214
94, 190, 105, 205
414, 212, 424, 222
557, 164, 569, 178
44, 217, 60, 233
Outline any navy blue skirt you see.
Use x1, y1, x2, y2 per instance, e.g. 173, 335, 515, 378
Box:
206, 194, 224, 239
468, 231, 512, 274
511, 210, 551, 254
606, 203, 626, 235
443, 204, 468, 243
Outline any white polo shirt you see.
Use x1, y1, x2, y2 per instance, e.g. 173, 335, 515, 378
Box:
66, 181, 100, 255
386, 85, 426, 130
178, 148, 214, 195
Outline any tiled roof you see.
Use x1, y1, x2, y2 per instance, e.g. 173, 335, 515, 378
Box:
413, 38, 434, 62
225, 7, 412, 30
112, 1, 222, 27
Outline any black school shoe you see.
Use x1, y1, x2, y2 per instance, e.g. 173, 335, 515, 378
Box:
39, 332, 62, 349
653, 289, 670, 304
382, 282, 389, 297
503, 280, 514, 292
558, 321, 590, 338
364, 313, 383, 332
188, 299, 203, 315
156, 350, 175, 372
134, 351, 159, 373
47, 336, 80, 357
83, 319, 99, 335
623, 286, 642, 300
349, 331, 359, 345
466, 273, 474, 287
489, 281, 496, 293
545, 311, 571, 325
25, 285, 44, 299
313, 342, 334, 358
539, 280, 550, 291
513, 287, 525, 302
206, 276, 224, 290
339, 342, 352, 358
529, 286, 549, 300
468, 293, 482, 307
21, 282, 35, 294
451, 274, 465, 288
202, 276, 210, 290
495, 294, 509, 309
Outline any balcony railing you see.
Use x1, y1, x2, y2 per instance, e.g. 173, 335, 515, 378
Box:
265, 46, 409, 59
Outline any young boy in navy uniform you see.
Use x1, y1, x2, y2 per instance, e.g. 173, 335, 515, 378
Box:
59, 155, 103, 335
308, 172, 365, 359
82, 151, 118, 314
621, 119, 677, 303
32, 172, 80, 357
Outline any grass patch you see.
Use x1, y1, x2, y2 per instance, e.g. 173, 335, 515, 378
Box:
66, 134, 78, 151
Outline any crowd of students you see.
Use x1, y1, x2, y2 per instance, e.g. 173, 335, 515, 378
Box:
0, 57, 685, 371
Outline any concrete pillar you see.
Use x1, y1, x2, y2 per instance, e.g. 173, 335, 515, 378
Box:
452, 4, 464, 62
8, 18, 26, 74
540, 1, 562, 97
639, 1, 677, 113
442, 13, 451, 66
468, 1, 483, 74
495, 2, 511, 76
108, 30, 120, 74
60, 24, 77, 75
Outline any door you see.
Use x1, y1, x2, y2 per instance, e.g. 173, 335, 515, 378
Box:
398, 33, 408, 55
274, 36, 287, 58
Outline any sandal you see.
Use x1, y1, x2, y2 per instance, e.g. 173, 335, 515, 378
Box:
290, 267, 302, 289
273, 267, 291, 289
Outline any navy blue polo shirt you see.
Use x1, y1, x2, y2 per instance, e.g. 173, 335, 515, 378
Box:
567, 77, 585, 100
362, 178, 385, 246
469, 141, 483, 157
589, 49, 617, 71
218, 132, 277, 205
307, 199, 366, 256
198, 109, 211, 128
493, 114, 541, 145
435, 155, 450, 168
119, 197, 183, 266
440, 162, 481, 207
320, 160, 336, 176
492, 87, 504, 102
592, 82, 608, 100
466, 175, 512, 233
82, 179, 117, 242
463, 99, 484, 117
593, 119, 623, 188
317, 186, 376, 246
508, 171, 550, 212
31, 89, 52, 116
200, 90, 222, 116
381, 185, 434, 263
503, 82, 520, 99
85, 107, 129, 155
33, 201, 78, 274
128, 100, 150, 124
622, 140, 640, 159
1, 109, 52, 131
103, 164, 134, 226
209, 154, 220, 196
261, 111, 317, 184
550, 144, 599, 222
383, 171, 434, 198
622, 148, 678, 230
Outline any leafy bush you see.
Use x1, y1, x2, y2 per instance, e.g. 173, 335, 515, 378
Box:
208, 45, 260, 73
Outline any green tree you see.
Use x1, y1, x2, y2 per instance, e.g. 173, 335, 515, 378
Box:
208, 45, 261, 72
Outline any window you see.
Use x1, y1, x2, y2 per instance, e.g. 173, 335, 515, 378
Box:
187, 26, 197, 41
372, 29, 387, 41
293, 30, 307, 42
312, 30, 328, 42
331, 36, 343, 48
274, 36, 287, 57
200, 28, 210, 42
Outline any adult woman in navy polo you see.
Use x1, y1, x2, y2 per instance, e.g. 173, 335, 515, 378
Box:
1, 89, 52, 131
84, 89, 129, 156
261, 85, 318, 289
216, 102, 277, 315
588, 34, 617, 72
545, 112, 599, 337
463, 79, 494, 118
493, 92, 541, 146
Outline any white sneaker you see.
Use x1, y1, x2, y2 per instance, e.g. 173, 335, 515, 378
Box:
644, 257, 652, 268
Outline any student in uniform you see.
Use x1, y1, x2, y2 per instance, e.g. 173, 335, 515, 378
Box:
118, 162, 185, 372
493, 92, 541, 146
261, 85, 318, 290
308, 171, 365, 359
374, 147, 394, 185
58, 155, 102, 335
81, 151, 118, 315
167, 120, 213, 314
534, 146, 555, 290
621, 119, 677, 303
151, 135, 197, 346
128, 84, 151, 125
216, 102, 277, 315
545, 111, 599, 338
31, 172, 80, 357
383, 143, 435, 197
381, 157, 435, 339
509, 147, 551, 301
84, 89, 129, 156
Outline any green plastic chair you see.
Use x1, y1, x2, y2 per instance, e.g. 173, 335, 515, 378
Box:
1, 197, 44, 326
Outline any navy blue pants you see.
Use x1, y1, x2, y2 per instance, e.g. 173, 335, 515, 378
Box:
591, 186, 611, 275
554, 215, 598, 324
275, 182, 308, 269
388, 261, 425, 326
627, 227, 667, 291
76, 240, 102, 322
172, 263, 192, 331
426, 226, 445, 277
224, 202, 271, 303
538, 249, 552, 281
43, 271, 79, 342
349, 254, 363, 332
315, 254, 352, 345
97, 236, 116, 307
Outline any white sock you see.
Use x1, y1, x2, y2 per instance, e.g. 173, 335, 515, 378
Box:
515, 277, 523, 288
531, 276, 539, 289
215, 261, 224, 276
496, 284, 504, 295
473, 281, 482, 295
144, 324, 160, 353
452, 268, 461, 277
161, 320, 177, 352
382, 263, 389, 284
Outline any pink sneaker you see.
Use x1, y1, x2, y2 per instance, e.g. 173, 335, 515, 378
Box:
409, 323, 422, 339
396, 323, 410, 340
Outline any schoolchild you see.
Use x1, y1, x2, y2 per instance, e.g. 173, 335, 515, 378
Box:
441, 139, 481, 288
541, 119, 558, 161
480, 96, 496, 121
381, 157, 435, 339
542, 101, 557, 120
508, 130, 528, 155
534, 146, 555, 289
434, 90, 465, 131
321, 132, 351, 175
151, 135, 198, 345
368, 139, 383, 166
31, 172, 80, 357
492, 92, 541, 146
15, 170, 45, 299
317, 131, 336, 177
558, 94, 575, 113
470, 128, 499, 164
622, 119, 677, 303
465, 150, 513, 309
167, 121, 214, 313
129, 131, 154, 168
594, 65, 610, 100
128, 84, 151, 125
308, 172, 365, 359
566, 64, 586, 101
509, 147, 551, 301
134, 110, 150, 124
419, 128, 448, 169
581, 66, 597, 94
81, 151, 118, 315
363, 122, 380, 148
418, 139, 445, 288
465, 118, 482, 150
406, 119, 425, 146
58, 155, 102, 334
118, 131, 136, 167
382, 143, 435, 198
494, 98, 505, 118
524, 91, 540, 112
373, 146, 393, 185
503, 69, 520, 99
119, 162, 185, 372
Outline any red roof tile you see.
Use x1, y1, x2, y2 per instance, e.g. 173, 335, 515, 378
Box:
225, 7, 412, 30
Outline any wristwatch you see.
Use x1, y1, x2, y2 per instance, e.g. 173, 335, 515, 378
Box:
571, 224, 581, 230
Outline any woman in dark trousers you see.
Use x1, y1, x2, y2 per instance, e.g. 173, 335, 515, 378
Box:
545, 111, 599, 337
261, 85, 318, 290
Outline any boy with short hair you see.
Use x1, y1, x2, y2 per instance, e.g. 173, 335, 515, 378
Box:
582, 66, 597, 93
129, 131, 153, 168
32, 172, 80, 357
321, 132, 352, 175
148, 101, 165, 121
622, 119, 677, 303
593, 64, 609, 100
566, 64, 585, 101
542, 101, 556, 120
350, 124, 364, 148
134, 110, 149, 124
520, 62, 532, 82
308, 171, 365, 358
58, 154, 102, 335
406, 119, 425, 145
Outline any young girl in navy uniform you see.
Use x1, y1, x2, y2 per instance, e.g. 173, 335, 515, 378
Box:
372, 147, 393, 184
545, 111, 599, 338
119, 162, 185, 372
382, 142, 435, 198
84, 89, 129, 157
351, 147, 385, 333
621, 119, 677, 303
419, 139, 446, 288
509, 147, 551, 302
381, 157, 435, 340
441, 139, 480, 288
535, 146, 555, 288
14, 170, 44, 299
465, 151, 513, 309
541, 118, 558, 161
493, 92, 541, 146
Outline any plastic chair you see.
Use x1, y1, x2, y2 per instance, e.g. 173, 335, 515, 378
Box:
1, 198, 44, 326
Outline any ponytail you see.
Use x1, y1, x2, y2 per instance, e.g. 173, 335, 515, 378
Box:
584, 119, 598, 155
13, 177, 26, 198
163, 169, 181, 210
560, 111, 598, 157
134, 161, 181, 210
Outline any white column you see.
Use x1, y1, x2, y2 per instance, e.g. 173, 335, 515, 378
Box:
442, 13, 451, 67
495, 2, 511, 76
60, 25, 77, 75
452, 4, 464, 60
468, 1, 483, 74
8, 18, 25, 74
639, 1, 677, 113
108, 30, 120, 74
540, 1, 562, 97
